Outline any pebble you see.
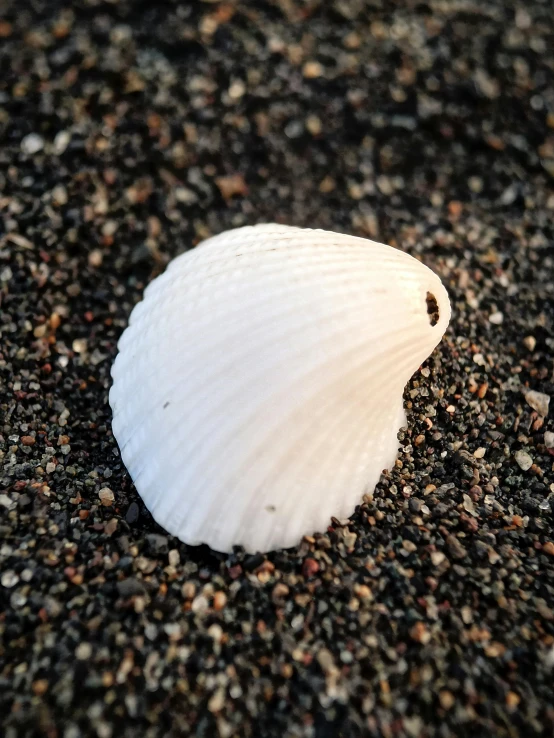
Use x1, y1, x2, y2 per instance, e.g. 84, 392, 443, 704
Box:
524, 390, 550, 417
514, 450, 533, 471
430, 551, 446, 566
207, 624, 224, 643
53, 130, 71, 154
75, 643, 93, 661
409, 497, 423, 513
191, 595, 209, 614
227, 79, 245, 100
145, 533, 168, 554
243, 553, 264, 572
213, 591, 227, 610
523, 335, 536, 351
125, 502, 139, 523
272, 583, 289, 603
462, 494, 475, 513
88, 249, 103, 267
215, 174, 247, 200
1, 570, 19, 588
52, 184, 68, 205
302, 558, 320, 577
98, 488, 115, 506
208, 688, 226, 713
116, 578, 145, 598
20, 133, 44, 154
439, 690, 455, 710
73, 338, 88, 354
545, 432, 554, 449
181, 581, 196, 600
317, 649, 336, 674
446, 536, 467, 560
488, 311, 503, 325
506, 691, 521, 709
32, 680, 49, 696
303, 61, 324, 79
410, 622, 431, 644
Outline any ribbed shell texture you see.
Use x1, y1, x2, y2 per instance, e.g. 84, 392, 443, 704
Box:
110, 224, 451, 552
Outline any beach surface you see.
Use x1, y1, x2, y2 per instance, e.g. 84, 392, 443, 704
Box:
1, 2, 554, 736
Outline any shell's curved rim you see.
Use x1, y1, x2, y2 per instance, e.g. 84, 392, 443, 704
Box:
139, 229, 444, 309
134, 223, 447, 307
117, 240, 448, 353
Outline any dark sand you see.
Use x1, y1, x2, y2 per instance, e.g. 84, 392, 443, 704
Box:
1, 1, 554, 736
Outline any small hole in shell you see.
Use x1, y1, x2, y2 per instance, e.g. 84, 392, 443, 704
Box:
426, 292, 440, 327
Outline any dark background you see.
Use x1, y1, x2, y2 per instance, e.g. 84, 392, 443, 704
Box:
1, 1, 554, 736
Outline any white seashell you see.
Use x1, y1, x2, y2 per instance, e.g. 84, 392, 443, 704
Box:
110, 224, 450, 553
